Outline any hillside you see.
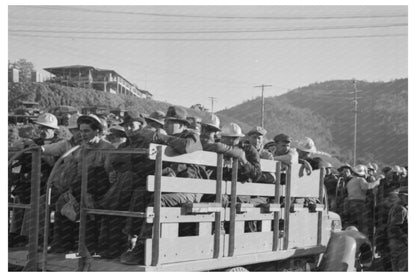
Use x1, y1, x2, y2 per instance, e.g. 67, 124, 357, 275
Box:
219, 79, 408, 166
8, 82, 253, 131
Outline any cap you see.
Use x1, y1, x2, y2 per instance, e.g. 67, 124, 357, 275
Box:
274, 133, 292, 143
247, 126, 267, 136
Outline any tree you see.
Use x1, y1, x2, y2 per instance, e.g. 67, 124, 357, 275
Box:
190, 103, 208, 112
10, 58, 35, 82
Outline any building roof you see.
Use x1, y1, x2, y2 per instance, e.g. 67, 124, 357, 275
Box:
44, 65, 150, 96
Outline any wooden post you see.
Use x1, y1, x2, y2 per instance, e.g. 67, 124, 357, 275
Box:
23, 147, 41, 271
77, 147, 91, 271
228, 158, 238, 257
213, 154, 223, 258
317, 168, 325, 246
273, 161, 281, 251
283, 166, 291, 250
151, 146, 163, 266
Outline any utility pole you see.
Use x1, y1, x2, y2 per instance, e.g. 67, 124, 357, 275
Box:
208, 97, 217, 115
254, 84, 272, 128
352, 79, 358, 167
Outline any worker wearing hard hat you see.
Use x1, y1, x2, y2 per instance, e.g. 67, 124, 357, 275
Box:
345, 164, 382, 235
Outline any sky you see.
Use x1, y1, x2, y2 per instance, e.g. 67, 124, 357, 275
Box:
8, 5, 408, 112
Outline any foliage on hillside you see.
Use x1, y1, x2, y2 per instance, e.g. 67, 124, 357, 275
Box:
280, 79, 407, 166
219, 97, 338, 155
219, 78, 407, 166
8, 82, 249, 131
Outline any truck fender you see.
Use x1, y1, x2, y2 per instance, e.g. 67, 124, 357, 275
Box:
318, 228, 373, 271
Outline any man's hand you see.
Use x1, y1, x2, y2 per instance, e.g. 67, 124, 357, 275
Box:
299, 159, 312, 177
238, 151, 248, 165
109, 171, 118, 184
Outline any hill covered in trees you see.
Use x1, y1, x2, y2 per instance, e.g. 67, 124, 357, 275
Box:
9, 79, 407, 166
8, 82, 251, 131
219, 79, 407, 166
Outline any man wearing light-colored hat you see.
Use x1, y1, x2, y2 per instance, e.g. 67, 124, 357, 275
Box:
33, 112, 61, 145
345, 164, 382, 235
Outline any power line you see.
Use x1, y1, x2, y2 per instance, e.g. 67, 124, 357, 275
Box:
8, 22, 407, 35
8, 33, 407, 41
29, 6, 408, 21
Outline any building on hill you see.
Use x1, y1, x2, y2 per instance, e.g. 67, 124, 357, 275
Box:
43, 65, 152, 99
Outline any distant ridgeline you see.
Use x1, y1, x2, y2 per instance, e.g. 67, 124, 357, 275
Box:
219, 79, 408, 166
8, 79, 407, 166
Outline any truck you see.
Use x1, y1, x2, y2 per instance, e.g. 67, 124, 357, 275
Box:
8, 144, 373, 271
8, 101, 41, 125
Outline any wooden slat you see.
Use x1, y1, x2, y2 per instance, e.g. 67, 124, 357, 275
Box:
147, 176, 226, 194
145, 236, 217, 264
146, 207, 222, 224
289, 163, 321, 197
146, 207, 277, 224
184, 203, 222, 213
287, 209, 319, 249
148, 144, 218, 167
161, 223, 178, 238
260, 159, 278, 173
262, 220, 272, 232
147, 176, 278, 196
148, 143, 277, 172
198, 222, 212, 236
223, 232, 274, 256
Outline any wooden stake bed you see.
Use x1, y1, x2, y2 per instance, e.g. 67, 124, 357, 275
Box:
9, 144, 332, 271
9, 245, 326, 272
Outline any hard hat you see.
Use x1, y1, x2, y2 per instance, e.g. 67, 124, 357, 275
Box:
352, 164, 367, 177
34, 113, 59, 129
366, 163, 375, 171
338, 163, 352, 172
297, 137, 317, 153
99, 117, 109, 134
67, 114, 80, 129
320, 160, 333, 168
221, 123, 245, 137
391, 165, 402, 173
201, 114, 221, 131
371, 163, 379, 172
401, 167, 407, 176
77, 114, 103, 131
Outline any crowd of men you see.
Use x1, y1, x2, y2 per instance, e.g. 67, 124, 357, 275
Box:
8, 106, 408, 270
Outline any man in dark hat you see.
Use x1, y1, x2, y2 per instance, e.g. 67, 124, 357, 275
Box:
245, 126, 275, 184
143, 110, 165, 130
120, 106, 206, 265
120, 110, 146, 138
272, 133, 298, 167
